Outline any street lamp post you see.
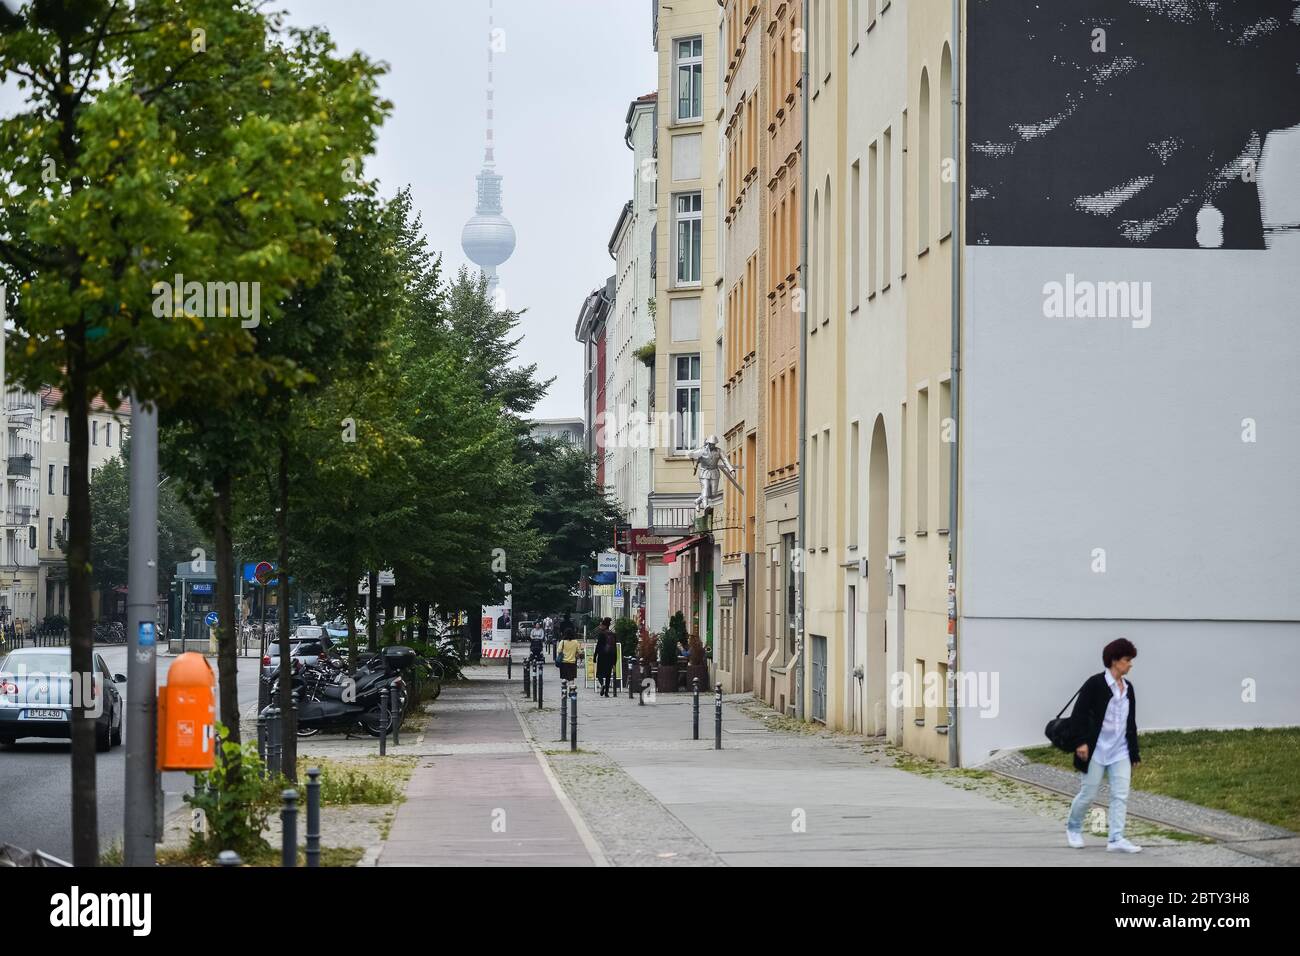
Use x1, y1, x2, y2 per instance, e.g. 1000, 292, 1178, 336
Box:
124, 392, 159, 866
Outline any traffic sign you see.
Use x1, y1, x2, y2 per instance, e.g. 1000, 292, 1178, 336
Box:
204, 612, 219, 627
253, 561, 274, 585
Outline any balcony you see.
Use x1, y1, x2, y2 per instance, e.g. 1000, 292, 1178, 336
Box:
6, 455, 32, 479
4, 506, 33, 526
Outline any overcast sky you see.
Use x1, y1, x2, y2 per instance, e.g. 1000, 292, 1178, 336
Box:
289, 0, 658, 420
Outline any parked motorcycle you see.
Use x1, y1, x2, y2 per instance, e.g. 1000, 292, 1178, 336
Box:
286, 645, 417, 738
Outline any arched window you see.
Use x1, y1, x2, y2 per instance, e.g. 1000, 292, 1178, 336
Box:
812, 188, 820, 326
823, 175, 832, 323
918, 67, 931, 252
940, 43, 953, 238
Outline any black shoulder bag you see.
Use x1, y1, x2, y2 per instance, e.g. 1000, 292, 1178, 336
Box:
1044, 688, 1083, 752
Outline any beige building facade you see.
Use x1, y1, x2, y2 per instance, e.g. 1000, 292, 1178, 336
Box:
648, 0, 721, 645
757, 0, 803, 715
716, 0, 767, 693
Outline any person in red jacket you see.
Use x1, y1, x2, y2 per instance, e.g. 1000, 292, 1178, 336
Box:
1065, 638, 1142, 853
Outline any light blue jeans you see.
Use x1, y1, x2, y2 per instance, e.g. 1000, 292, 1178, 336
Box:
1067, 756, 1131, 843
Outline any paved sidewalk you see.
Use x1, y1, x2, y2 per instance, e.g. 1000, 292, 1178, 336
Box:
514, 661, 1270, 867
376, 658, 598, 866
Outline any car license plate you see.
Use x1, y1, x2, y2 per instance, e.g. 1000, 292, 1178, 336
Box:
23, 709, 66, 720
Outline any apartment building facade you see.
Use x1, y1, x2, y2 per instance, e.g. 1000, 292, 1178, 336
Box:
756, 0, 804, 716
35, 388, 130, 625
3, 384, 42, 626
801, 0, 848, 726
798, 0, 1300, 765
608, 93, 659, 533
648, 0, 721, 647
716, 0, 767, 693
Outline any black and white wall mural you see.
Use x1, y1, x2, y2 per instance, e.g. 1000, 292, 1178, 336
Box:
966, 0, 1300, 249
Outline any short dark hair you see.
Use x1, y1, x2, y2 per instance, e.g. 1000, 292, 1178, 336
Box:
602, 617, 611, 627
1102, 638, 1137, 668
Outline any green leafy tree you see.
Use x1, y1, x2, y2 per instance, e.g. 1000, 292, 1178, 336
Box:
0, 0, 386, 863
511, 437, 621, 615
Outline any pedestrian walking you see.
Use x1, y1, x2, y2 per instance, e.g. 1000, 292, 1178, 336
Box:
558, 631, 582, 684
543, 615, 555, 653
595, 617, 617, 697
529, 619, 546, 662
1064, 638, 1143, 853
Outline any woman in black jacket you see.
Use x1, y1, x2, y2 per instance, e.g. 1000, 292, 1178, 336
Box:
1065, 638, 1142, 852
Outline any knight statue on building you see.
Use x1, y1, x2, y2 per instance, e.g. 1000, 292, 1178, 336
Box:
689, 434, 742, 515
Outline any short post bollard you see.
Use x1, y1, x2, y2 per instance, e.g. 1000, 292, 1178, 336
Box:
560, 679, 568, 740
638, 668, 646, 706
714, 683, 723, 750
569, 685, 578, 752
217, 850, 242, 867
305, 768, 321, 868
281, 789, 298, 867
629, 658, 637, 699
523, 657, 532, 697
693, 678, 700, 740
537, 658, 544, 710
507, 652, 513, 681
391, 686, 401, 746
378, 688, 388, 757
263, 705, 282, 777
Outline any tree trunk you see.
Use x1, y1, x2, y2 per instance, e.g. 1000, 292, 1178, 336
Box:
367, 569, 378, 651
66, 342, 97, 866
418, 603, 429, 645
213, 472, 241, 744
276, 438, 296, 781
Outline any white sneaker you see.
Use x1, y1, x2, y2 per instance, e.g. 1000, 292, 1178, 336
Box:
1066, 829, 1084, 849
1107, 837, 1143, 853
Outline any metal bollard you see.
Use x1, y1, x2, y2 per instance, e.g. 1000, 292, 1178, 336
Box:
263, 705, 282, 778
305, 768, 321, 868
714, 683, 723, 750
537, 658, 544, 709
569, 686, 578, 752
638, 667, 645, 706
693, 678, 700, 740
281, 789, 298, 867
560, 679, 568, 741
507, 652, 513, 681
378, 689, 388, 756
629, 658, 637, 699
391, 686, 401, 746
523, 657, 532, 697
217, 850, 242, 867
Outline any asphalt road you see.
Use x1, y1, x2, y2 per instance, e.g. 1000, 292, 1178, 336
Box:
0, 645, 262, 861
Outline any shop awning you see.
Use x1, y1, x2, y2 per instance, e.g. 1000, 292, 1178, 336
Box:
662, 534, 708, 565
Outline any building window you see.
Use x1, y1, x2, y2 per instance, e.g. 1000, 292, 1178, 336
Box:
675, 36, 703, 122
673, 354, 701, 451
883, 126, 893, 287
918, 67, 931, 253
47, 517, 53, 549
92, 421, 98, 445
62, 465, 69, 496
47, 463, 54, 495
783, 533, 797, 657
675, 192, 702, 285
28, 526, 35, 550
939, 379, 952, 531
850, 160, 861, 308
849, 421, 860, 547
940, 44, 953, 239
61, 518, 68, 545
106, 422, 112, 447
916, 386, 929, 533
63, 416, 69, 442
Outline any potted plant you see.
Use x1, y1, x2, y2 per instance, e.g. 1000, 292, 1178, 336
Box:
686, 633, 709, 690
656, 625, 680, 693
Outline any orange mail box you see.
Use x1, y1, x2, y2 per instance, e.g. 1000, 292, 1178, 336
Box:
157, 652, 216, 771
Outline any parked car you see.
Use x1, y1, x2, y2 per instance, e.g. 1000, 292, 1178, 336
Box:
0, 647, 124, 751
293, 625, 326, 641
262, 637, 335, 680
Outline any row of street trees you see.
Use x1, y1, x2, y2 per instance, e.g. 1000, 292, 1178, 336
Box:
1, 0, 617, 865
